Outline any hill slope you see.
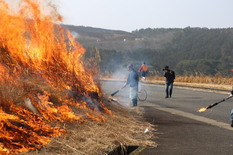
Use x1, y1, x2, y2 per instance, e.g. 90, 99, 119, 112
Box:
62, 25, 233, 76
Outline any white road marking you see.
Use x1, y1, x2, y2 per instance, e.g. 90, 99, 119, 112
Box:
145, 102, 233, 131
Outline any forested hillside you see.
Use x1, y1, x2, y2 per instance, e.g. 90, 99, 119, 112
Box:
63, 25, 233, 76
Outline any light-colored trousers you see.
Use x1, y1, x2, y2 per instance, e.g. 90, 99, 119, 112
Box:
130, 86, 138, 100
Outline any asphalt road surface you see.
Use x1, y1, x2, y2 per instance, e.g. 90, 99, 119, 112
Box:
101, 81, 233, 155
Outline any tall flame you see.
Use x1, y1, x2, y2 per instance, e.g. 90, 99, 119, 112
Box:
0, 0, 111, 154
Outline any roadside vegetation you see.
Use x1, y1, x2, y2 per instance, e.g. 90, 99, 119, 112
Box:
147, 74, 233, 85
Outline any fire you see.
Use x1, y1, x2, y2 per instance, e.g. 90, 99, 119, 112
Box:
0, 0, 111, 154
198, 108, 207, 112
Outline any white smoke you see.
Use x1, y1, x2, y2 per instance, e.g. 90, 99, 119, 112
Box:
101, 68, 131, 107
71, 31, 80, 39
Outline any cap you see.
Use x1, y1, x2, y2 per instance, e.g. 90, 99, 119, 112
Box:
163, 66, 169, 71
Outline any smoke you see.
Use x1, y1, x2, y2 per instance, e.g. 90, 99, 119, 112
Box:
4, 0, 62, 22
109, 67, 128, 78
3, 0, 20, 13
101, 68, 132, 107
71, 31, 80, 39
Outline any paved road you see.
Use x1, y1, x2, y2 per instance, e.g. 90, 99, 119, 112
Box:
101, 81, 233, 155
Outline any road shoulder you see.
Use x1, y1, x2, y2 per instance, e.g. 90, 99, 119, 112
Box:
137, 104, 233, 155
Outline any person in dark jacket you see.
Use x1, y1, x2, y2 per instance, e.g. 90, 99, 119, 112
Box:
163, 66, 175, 98
123, 64, 139, 106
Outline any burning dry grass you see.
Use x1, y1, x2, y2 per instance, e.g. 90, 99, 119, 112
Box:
1, 73, 156, 154
0, 1, 156, 154
19, 99, 156, 155
0, 0, 151, 154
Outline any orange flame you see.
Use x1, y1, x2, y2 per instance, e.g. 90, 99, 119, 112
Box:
0, 0, 111, 154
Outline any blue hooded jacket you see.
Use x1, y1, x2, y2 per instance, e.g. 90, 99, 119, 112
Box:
126, 69, 139, 87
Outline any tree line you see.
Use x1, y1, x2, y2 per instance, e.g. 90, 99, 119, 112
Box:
78, 27, 233, 77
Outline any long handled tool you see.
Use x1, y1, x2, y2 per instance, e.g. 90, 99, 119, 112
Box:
110, 87, 124, 96
198, 89, 233, 112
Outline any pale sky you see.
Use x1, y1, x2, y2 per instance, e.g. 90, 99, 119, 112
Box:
58, 0, 233, 32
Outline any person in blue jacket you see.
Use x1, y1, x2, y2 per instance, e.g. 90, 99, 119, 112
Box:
123, 64, 139, 106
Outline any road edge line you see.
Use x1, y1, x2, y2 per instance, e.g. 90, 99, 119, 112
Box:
146, 103, 233, 131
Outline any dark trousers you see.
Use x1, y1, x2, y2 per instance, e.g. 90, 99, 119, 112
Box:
165, 82, 173, 98
132, 98, 137, 106
130, 86, 138, 106
142, 71, 147, 77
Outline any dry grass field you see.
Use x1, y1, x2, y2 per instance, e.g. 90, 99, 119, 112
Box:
146, 75, 233, 91
103, 75, 233, 92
